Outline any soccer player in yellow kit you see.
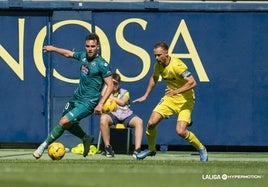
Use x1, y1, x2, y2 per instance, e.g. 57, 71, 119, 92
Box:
133, 41, 208, 161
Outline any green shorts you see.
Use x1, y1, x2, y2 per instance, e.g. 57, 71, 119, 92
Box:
62, 101, 94, 123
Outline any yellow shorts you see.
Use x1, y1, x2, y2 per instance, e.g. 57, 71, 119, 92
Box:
153, 95, 194, 123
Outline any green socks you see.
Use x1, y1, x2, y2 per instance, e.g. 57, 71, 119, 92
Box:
45, 124, 65, 144
42, 123, 87, 151
66, 123, 86, 139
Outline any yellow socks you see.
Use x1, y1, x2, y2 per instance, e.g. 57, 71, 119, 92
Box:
146, 127, 203, 151
185, 131, 204, 150
146, 127, 157, 151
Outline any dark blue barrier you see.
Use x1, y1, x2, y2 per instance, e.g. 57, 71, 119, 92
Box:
0, 2, 267, 147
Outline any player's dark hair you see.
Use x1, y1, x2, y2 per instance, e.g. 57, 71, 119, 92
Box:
112, 72, 121, 83
154, 41, 169, 51
85, 33, 100, 45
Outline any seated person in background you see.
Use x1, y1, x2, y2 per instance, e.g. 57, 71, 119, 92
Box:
100, 72, 143, 158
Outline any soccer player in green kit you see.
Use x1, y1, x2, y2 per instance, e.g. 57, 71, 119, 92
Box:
33, 33, 113, 159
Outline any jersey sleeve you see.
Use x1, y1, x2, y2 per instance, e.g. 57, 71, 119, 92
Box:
173, 58, 189, 76
73, 51, 83, 61
98, 60, 112, 78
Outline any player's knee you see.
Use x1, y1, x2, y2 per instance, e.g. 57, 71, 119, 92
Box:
59, 116, 70, 126
147, 123, 156, 130
147, 119, 157, 127
176, 128, 187, 138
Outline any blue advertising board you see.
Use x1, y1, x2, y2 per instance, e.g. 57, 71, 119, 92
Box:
0, 7, 267, 147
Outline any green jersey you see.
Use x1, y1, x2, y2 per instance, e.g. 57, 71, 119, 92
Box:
70, 51, 112, 107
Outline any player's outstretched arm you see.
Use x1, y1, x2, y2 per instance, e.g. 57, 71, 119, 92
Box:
133, 75, 158, 103
132, 95, 147, 103
43, 45, 74, 58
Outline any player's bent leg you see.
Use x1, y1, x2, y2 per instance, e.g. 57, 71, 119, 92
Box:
146, 126, 157, 151
136, 112, 161, 160
66, 123, 94, 157
82, 134, 94, 157
64, 107, 95, 157
136, 126, 157, 160
184, 131, 208, 161
177, 121, 208, 162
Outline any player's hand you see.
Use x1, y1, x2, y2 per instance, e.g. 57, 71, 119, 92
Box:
94, 104, 102, 115
43, 45, 54, 52
165, 86, 177, 96
132, 96, 146, 103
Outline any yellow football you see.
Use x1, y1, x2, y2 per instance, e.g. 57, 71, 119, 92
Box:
102, 98, 117, 113
48, 142, 65, 160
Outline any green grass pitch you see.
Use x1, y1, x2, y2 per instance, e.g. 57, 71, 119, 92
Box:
0, 149, 267, 187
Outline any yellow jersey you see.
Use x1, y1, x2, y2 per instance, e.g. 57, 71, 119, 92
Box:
154, 57, 195, 99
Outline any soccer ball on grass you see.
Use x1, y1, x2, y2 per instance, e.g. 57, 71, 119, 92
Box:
102, 98, 117, 113
48, 142, 65, 160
